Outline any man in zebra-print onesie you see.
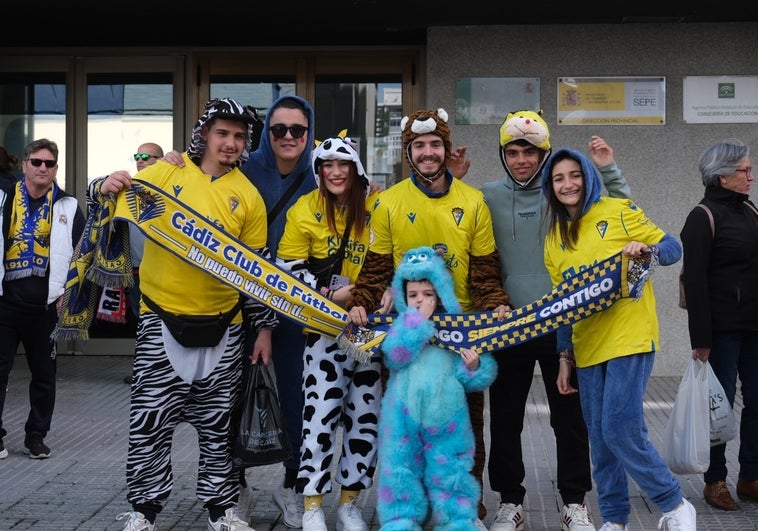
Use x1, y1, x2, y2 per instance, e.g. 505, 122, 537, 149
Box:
90, 98, 277, 531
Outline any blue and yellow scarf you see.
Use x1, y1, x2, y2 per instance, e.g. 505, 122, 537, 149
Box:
52, 195, 132, 341
4, 180, 56, 280
53, 179, 655, 359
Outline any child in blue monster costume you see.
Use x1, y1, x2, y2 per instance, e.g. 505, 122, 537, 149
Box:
376, 246, 498, 530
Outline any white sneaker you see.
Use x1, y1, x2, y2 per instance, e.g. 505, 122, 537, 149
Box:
116, 511, 156, 531
233, 485, 255, 523
658, 498, 696, 530
490, 502, 524, 531
474, 518, 488, 530
598, 524, 628, 531
302, 507, 327, 531
208, 507, 255, 530
336, 503, 368, 531
562, 503, 595, 530
273, 485, 304, 528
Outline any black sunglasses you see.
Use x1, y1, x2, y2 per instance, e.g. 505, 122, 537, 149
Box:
27, 158, 57, 168
270, 123, 308, 139
134, 153, 160, 161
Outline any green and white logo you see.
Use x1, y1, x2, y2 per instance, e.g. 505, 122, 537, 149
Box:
718, 83, 735, 98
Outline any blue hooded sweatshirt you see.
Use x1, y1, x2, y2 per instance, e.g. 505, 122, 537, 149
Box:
241, 95, 317, 259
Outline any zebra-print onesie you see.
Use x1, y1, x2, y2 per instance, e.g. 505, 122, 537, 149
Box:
126, 313, 245, 511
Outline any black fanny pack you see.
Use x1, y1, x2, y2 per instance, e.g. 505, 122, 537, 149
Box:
142, 294, 242, 348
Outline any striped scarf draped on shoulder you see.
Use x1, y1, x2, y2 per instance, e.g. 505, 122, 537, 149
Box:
52, 199, 132, 341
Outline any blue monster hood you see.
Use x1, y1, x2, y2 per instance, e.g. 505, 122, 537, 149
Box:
391, 246, 461, 314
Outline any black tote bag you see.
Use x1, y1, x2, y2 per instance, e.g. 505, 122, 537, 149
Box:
232, 360, 291, 468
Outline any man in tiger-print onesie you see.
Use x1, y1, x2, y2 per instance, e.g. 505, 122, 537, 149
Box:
346, 107, 512, 530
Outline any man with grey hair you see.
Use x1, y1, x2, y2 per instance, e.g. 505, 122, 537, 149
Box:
0, 138, 85, 461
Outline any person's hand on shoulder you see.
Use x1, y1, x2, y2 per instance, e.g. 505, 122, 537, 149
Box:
588, 136, 614, 168
449, 146, 471, 179
162, 150, 185, 167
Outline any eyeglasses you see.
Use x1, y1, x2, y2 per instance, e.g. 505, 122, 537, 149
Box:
270, 124, 308, 139
735, 167, 753, 176
26, 158, 57, 168
134, 153, 160, 161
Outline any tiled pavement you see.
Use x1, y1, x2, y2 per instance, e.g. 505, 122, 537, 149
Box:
1, 354, 756, 530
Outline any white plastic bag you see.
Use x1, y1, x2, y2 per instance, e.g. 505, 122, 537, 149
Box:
705, 361, 738, 446
663, 358, 710, 474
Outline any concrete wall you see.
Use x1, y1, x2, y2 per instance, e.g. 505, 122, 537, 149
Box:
425, 22, 758, 376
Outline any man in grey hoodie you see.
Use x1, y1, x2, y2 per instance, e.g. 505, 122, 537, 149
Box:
480, 110, 631, 531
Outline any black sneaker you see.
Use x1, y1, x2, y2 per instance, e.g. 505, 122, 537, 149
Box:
24, 432, 51, 459
0, 437, 8, 459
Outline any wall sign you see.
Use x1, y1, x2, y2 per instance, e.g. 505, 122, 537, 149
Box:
557, 76, 665, 125
455, 77, 540, 125
683, 76, 758, 123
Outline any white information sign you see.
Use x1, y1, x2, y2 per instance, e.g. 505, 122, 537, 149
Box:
683, 76, 758, 123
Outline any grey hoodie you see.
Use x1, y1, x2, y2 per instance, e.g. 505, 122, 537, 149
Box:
481, 160, 630, 307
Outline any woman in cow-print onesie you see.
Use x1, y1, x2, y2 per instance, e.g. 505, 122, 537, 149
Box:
276, 134, 381, 531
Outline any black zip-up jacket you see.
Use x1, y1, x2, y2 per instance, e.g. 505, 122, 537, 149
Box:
680, 185, 758, 348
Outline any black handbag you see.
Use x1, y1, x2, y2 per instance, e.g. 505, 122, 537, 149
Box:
232, 359, 291, 468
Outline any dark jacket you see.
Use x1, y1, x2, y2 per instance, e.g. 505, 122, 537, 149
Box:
680, 185, 758, 348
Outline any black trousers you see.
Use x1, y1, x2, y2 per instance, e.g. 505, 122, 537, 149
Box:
487, 332, 592, 506
0, 300, 58, 437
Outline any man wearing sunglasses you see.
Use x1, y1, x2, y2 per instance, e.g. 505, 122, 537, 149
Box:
0, 138, 85, 461
133, 143, 165, 171
236, 96, 318, 529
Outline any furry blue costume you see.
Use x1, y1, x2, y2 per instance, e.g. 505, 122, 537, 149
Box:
376, 247, 498, 530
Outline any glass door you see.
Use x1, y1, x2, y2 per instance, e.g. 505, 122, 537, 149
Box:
77, 58, 184, 352
314, 76, 402, 190
0, 71, 69, 188
202, 50, 420, 188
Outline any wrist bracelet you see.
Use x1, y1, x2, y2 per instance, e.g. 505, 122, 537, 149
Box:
558, 350, 575, 367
